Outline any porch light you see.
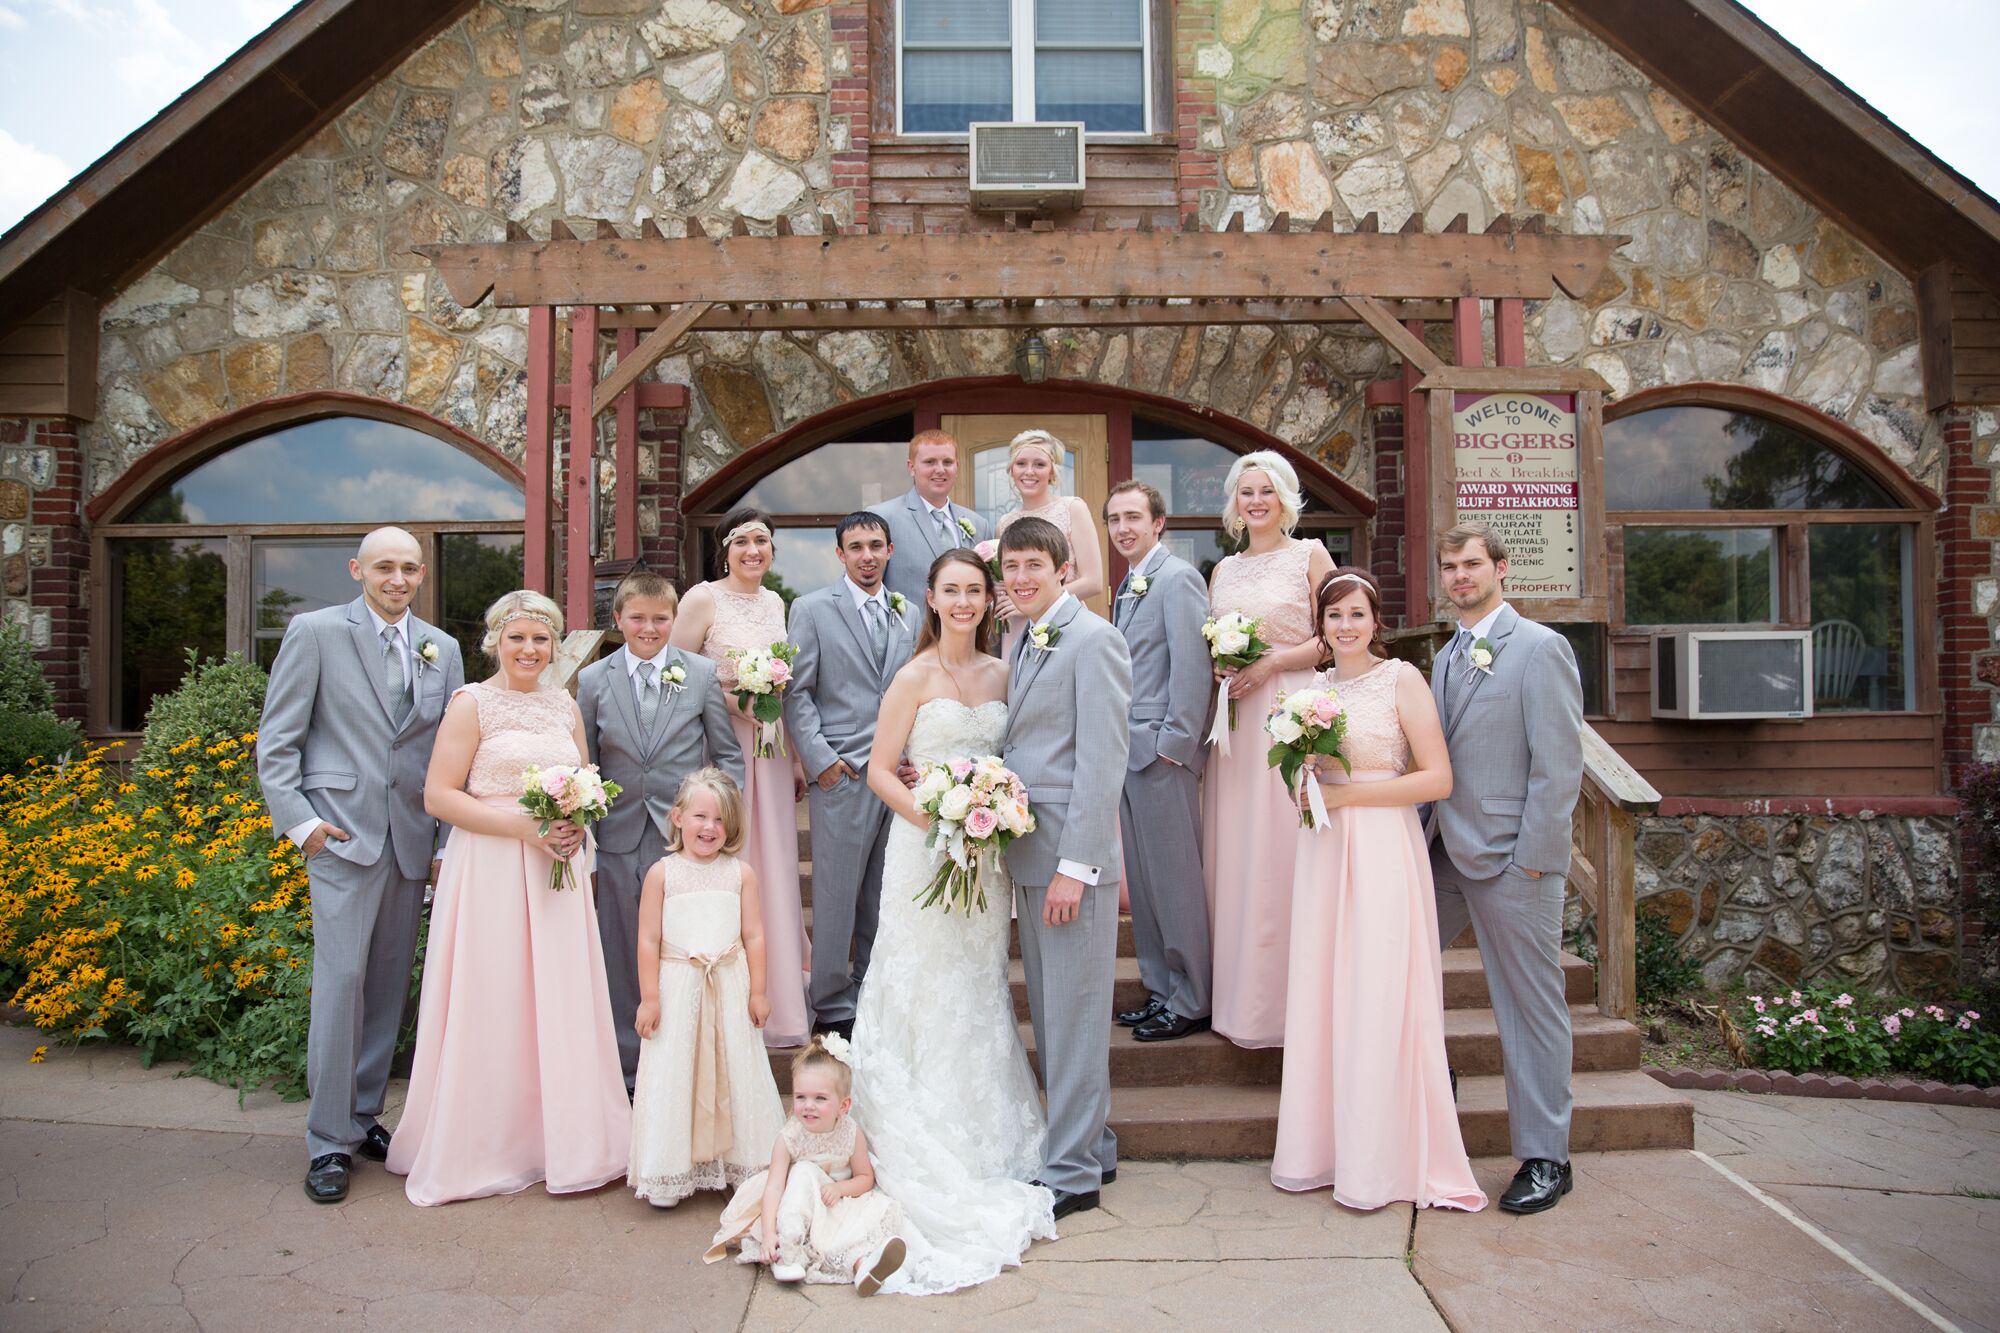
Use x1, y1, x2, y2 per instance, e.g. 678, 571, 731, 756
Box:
1017, 331, 1050, 384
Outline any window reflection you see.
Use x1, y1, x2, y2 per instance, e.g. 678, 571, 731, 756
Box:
109, 537, 226, 731
1809, 525, 1912, 712
1622, 528, 1776, 625
252, 539, 357, 670
761, 525, 842, 612
738, 441, 912, 514
440, 533, 527, 682
1604, 407, 1893, 511
969, 446, 1077, 526
1132, 433, 1238, 514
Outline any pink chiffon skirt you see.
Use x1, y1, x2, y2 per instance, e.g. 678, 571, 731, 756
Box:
1201, 666, 1308, 1048
729, 714, 811, 1047
387, 799, 631, 1206
1271, 774, 1485, 1212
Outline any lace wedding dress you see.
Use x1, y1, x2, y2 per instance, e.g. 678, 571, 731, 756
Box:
849, 698, 1057, 1294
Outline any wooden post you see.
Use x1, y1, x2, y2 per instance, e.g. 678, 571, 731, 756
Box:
1401, 318, 1429, 626
566, 305, 600, 630
524, 305, 557, 594
614, 325, 639, 563
1601, 806, 1638, 1020
1452, 296, 1483, 367
1494, 298, 1526, 367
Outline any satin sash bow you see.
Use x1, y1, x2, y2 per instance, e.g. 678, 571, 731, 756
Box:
668, 941, 743, 1161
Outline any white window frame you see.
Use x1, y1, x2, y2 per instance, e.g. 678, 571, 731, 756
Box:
895, 0, 1153, 140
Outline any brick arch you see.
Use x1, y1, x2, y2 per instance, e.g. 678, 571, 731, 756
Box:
85, 391, 524, 524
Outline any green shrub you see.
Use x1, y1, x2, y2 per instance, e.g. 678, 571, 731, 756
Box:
1737, 984, 2000, 1085
0, 623, 56, 717
0, 709, 82, 778
133, 651, 268, 812
1635, 902, 1704, 1004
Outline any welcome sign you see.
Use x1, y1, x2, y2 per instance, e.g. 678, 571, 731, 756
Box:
1451, 391, 1581, 598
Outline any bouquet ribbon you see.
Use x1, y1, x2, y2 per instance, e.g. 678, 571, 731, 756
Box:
756, 718, 784, 758
1207, 675, 1234, 756
668, 941, 742, 1161
1300, 771, 1332, 831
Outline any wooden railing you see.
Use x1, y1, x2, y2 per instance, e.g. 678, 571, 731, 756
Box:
542, 629, 609, 694
1570, 722, 1662, 1020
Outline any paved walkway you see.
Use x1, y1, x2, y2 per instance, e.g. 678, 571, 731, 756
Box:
1, 1024, 1994, 1331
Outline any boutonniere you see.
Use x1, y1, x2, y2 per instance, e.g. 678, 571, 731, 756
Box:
416, 637, 441, 672
888, 591, 909, 617
1029, 622, 1062, 655
956, 515, 978, 541
1127, 574, 1151, 599
1466, 637, 1497, 677
663, 658, 688, 691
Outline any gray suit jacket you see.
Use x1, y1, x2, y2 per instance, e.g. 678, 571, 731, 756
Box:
1002, 597, 1133, 887
868, 486, 993, 610
257, 597, 464, 880
1113, 551, 1213, 774
783, 583, 916, 778
1429, 603, 1585, 879
579, 647, 745, 855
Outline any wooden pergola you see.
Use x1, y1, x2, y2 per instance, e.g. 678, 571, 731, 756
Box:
420, 211, 1621, 632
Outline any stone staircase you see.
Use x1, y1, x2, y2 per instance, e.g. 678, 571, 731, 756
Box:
774, 824, 1693, 1160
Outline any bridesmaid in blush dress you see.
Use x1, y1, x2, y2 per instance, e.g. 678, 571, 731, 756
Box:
993, 429, 1104, 658
1272, 568, 1483, 1212
1202, 452, 1337, 1049
671, 505, 812, 1048
388, 590, 630, 1206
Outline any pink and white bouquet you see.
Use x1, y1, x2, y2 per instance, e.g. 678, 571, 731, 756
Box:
974, 538, 1003, 582
727, 640, 799, 757
519, 763, 622, 891
1264, 681, 1351, 829
1203, 610, 1271, 754
910, 754, 1035, 914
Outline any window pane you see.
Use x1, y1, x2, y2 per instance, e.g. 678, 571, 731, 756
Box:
439, 533, 526, 683
124, 417, 523, 525
1604, 406, 1894, 511
905, 0, 1009, 43
1809, 524, 1912, 712
1035, 51, 1145, 131
739, 441, 911, 513
1132, 435, 1238, 514
253, 539, 360, 666
1552, 622, 1607, 716
109, 536, 226, 731
1036, 0, 1142, 44
1622, 528, 1775, 625
971, 447, 1076, 523
763, 526, 843, 613
902, 51, 1012, 132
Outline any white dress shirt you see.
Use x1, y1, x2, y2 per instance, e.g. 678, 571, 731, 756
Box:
1024, 592, 1101, 887
922, 498, 959, 540
1455, 602, 1508, 657
623, 642, 673, 685
286, 604, 413, 849
844, 576, 891, 616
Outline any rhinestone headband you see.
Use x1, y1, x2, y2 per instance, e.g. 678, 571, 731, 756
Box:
723, 520, 773, 545
499, 607, 562, 635
1008, 431, 1063, 466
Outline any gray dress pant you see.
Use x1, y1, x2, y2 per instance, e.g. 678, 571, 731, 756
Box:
1015, 879, 1119, 1195
1119, 758, 1211, 1020
596, 821, 669, 1091
805, 772, 892, 1027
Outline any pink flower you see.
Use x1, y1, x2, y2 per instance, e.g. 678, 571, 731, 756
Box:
768, 659, 791, 686
975, 540, 998, 561
1958, 1015, 1976, 1031
1800, 1009, 1819, 1024
1883, 1015, 1902, 1036
1834, 993, 1853, 1008
1311, 696, 1340, 725
1789, 990, 1803, 1005
964, 807, 999, 840
1968, 1011, 1982, 1022
1752, 997, 1767, 1013
540, 770, 570, 799
951, 759, 975, 781
1900, 1007, 1917, 1019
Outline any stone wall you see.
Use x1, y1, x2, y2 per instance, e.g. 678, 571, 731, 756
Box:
1630, 812, 1960, 996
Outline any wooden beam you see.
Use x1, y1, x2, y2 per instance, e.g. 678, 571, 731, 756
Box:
613, 325, 639, 563
418, 229, 1624, 309
523, 305, 557, 595
1345, 295, 1446, 375
1414, 365, 1615, 392
1495, 297, 1526, 366
587, 301, 713, 419
591, 298, 1456, 331
1452, 296, 1484, 367
565, 305, 599, 631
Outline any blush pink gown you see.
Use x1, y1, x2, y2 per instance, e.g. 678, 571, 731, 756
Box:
700, 584, 811, 1048
387, 683, 631, 1206
1271, 660, 1485, 1212
1202, 540, 1318, 1048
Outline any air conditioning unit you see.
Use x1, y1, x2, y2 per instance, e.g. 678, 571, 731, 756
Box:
968, 122, 1086, 213
1651, 630, 1813, 720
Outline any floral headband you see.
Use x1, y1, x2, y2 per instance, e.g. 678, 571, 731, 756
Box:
724, 520, 773, 545
498, 606, 562, 635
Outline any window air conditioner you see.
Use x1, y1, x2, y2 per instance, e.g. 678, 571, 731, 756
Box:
1651, 630, 1813, 720
968, 122, 1086, 214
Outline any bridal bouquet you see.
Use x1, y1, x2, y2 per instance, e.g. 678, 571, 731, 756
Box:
727, 640, 799, 757
1265, 682, 1351, 830
911, 755, 1034, 914
1202, 611, 1271, 755
519, 763, 623, 891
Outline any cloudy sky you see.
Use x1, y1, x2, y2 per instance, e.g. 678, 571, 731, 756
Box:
0, 0, 1994, 236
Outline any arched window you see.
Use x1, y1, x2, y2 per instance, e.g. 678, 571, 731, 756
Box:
93, 412, 525, 732
1603, 395, 1935, 714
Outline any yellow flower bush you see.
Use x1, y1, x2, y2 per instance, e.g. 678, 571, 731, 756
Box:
0, 732, 319, 1096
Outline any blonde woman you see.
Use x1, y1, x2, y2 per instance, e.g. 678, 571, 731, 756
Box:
1203, 453, 1337, 1049
993, 429, 1105, 638
388, 590, 631, 1206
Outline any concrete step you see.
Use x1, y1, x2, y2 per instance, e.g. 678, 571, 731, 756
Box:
803, 908, 1140, 960
1444, 947, 1598, 1008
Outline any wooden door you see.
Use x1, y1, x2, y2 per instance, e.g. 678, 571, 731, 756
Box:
944, 413, 1111, 618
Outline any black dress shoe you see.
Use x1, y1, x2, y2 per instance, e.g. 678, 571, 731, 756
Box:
1116, 997, 1167, 1028
1498, 1158, 1572, 1214
1132, 1011, 1212, 1043
304, 1153, 352, 1204
1049, 1188, 1100, 1220
357, 1124, 392, 1162
1449, 1067, 1458, 1103
1101, 1168, 1116, 1186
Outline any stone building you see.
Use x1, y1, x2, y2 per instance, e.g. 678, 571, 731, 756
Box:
0, 0, 1994, 995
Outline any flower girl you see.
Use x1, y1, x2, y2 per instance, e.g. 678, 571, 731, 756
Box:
707, 1036, 908, 1296
629, 768, 785, 1206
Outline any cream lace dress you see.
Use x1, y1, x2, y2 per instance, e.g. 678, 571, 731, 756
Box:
628, 851, 785, 1205
707, 1114, 905, 1283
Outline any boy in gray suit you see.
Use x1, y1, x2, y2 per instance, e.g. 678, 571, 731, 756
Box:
1427, 522, 1584, 1214
1000, 516, 1132, 1219
867, 428, 993, 611
578, 569, 744, 1091
258, 527, 464, 1203
1104, 482, 1215, 1042
783, 512, 916, 1039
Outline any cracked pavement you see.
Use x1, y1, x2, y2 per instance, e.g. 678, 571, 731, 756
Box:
3, 1025, 1995, 1330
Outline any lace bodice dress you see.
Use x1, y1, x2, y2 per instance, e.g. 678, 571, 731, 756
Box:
1208, 540, 1317, 646
699, 585, 787, 689
462, 683, 584, 796
849, 698, 1056, 1294
999, 496, 1074, 547
1322, 659, 1414, 777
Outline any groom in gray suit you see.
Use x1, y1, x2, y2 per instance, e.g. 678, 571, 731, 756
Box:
579, 568, 743, 1091
784, 512, 916, 1039
867, 428, 993, 610
1427, 522, 1584, 1214
258, 527, 464, 1203
1000, 516, 1132, 1219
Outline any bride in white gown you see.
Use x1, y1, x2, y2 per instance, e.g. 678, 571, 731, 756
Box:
856, 548, 1056, 1295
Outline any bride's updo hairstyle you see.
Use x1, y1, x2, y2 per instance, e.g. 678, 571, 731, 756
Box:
1313, 565, 1389, 662
791, 1034, 853, 1098
913, 550, 997, 659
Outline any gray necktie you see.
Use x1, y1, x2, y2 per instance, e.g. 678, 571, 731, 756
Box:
637, 660, 660, 737
932, 508, 953, 546
863, 598, 888, 670
1442, 628, 1471, 713
381, 626, 411, 724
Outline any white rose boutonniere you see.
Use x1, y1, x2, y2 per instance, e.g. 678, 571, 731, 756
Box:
888, 591, 909, 617
663, 660, 688, 691
1128, 574, 1150, 598
416, 637, 441, 672
1028, 622, 1062, 655
1467, 637, 1497, 676
956, 515, 978, 542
